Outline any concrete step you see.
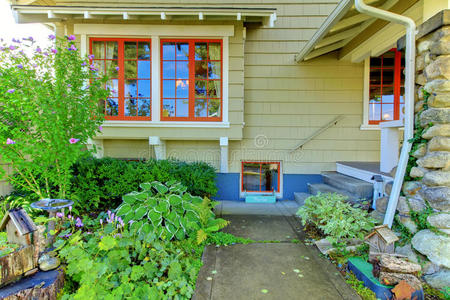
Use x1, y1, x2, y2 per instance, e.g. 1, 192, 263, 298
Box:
307, 183, 362, 203
293, 192, 311, 206
322, 171, 373, 200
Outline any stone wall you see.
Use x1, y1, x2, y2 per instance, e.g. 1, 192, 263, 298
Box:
405, 11, 450, 290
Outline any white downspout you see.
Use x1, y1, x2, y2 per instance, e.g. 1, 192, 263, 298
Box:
354, 0, 416, 227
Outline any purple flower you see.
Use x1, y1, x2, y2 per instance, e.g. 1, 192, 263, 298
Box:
19, 50, 24, 55
68, 214, 72, 219
115, 66, 119, 71
48, 34, 56, 40
89, 64, 98, 72
75, 217, 83, 227
16, 64, 23, 69
35, 47, 42, 53
9, 45, 15, 50
63, 233, 72, 238
33, 64, 38, 68
7, 89, 15, 93
69, 138, 80, 144
99, 125, 103, 131
43, 52, 49, 57
67, 35, 76, 41
69, 205, 72, 211
67, 84, 72, 88
12, 38, 21, 43
23, 36, 34, 42
118, 217, 124, 227
114, 233, 122, 238
6, 138, 15, 145
81, 62, 87, 66
51, 48, 58, 54
0, 46, 4, 51
88, 54, 94, 60
68, 45, 77, 51
56, 212, 64, 218
100, 219, 103, 225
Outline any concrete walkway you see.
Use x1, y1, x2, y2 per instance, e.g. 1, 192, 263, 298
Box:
194, 208, 359, 300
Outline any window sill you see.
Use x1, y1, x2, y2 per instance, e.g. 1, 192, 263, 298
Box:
103, 120, 230, 128
360, 124, 405, 131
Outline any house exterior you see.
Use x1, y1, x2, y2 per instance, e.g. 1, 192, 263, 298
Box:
4, 0, 449, 201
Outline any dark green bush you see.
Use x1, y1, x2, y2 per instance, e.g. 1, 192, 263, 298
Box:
69, 157, 217, 211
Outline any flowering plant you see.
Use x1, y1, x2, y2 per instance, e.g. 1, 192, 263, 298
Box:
0, 35, 110, 199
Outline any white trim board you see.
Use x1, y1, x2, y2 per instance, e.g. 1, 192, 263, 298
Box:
336, 163, 393, 183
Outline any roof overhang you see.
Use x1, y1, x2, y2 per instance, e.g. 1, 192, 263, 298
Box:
295, 0, 419, 63
11, 5, 277, 27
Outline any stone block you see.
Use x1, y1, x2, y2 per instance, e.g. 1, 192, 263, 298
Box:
395, 243, 418, 263
412, 143, 427, 158
425, 55, 450, 80
422, 124, 450, 139
430, 35, 450, 55
412, 229, 450, 268
423, 171, 450, 187
428, 136, 450, 151
424, 79, 450, 93
416, 53, 426, 71
415, 100, 424, 112
410, 166, 427, 178
417, 151, 450, 169
427, 213, 450, 233
415, 73, 427, 85
420, 186, 450, 211
419, 108, 450, 127
424, 268, 450, 290
428, 93, 450, 108
402, 181, 423, 197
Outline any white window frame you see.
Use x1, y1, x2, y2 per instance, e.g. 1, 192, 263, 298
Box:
76, 24, 232, 128
239, 161, 283, 199
360, 57, 381, 131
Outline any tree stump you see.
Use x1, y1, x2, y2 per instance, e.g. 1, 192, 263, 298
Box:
379, 272, 422, 290
379, 254, 421, 275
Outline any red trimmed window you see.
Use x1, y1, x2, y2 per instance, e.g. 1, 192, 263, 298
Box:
90, 38, 151, 120
241, 162, 280, 193
161, 39, 222, 121
369, 48, 405, 124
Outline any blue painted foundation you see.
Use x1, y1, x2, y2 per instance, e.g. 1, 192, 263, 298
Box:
213, 173, 322, 201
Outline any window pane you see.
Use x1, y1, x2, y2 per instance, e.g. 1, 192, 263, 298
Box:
125, 80, 137, 98
163, 99, 175, 117
163, 61, 175, 79
92, 41, 104, 59
400, 103, 405, 120
383, 69, 394, 85
138, 99, 151, 117
125, 98, 137, 116
176, 99, 189, 117
138, 80, 150, 98
400, 87, 405, 103
125, 60, 137, 78
176, 43, 189, 60
370, 57, 381, 68
382, 103, 394, 121
195, 61, 207, 79
176, 80, 189, 98
382, 86, 394, 103
163, 80, 175, 98
106, 98, 119, 116
138, 42, 150, 60
124, 42, 137, 59
195, 80, 207, 97
106, 79, 118, 97
163, 43, 175, 60
106, 60, 118, 77
260, 163, 279, 192
208, 98, 221, 117
93, 60, 105, 76
369, 69, 381, 85
137, 60, 150, 78
208, 43, 221, 60
369, 87, 382, 103
195, 99, 207, 117
207, 82, 220, 98
369, 104, 381, 122
243, 163, 261, 192
208, 62, 221, 79
176, 61, 189, 79
105, 42, 118, 59
195, 43, 207, 60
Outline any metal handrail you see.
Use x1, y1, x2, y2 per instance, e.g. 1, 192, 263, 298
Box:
290, 115, 344, 152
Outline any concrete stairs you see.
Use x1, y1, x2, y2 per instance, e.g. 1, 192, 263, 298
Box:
295, 171, 373, 205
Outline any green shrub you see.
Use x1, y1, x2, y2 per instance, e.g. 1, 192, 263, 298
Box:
115, 181, 228, 243
68, 157, 217, 212
0, 193, 38, 221
297, 193, 375, 245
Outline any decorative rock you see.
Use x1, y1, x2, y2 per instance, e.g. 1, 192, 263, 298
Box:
410, 166, 426, 178
420, 186, 450, 211
417, 39, 432, 54
38, 254, 60, 272
416, 54, 426, 71
369, 210, 384, 223
424, 268, 450, 290
428, 136, 450, 151
379, 272, 422, 291
427, 213, 450, 234
395, 244, 418, 263
415, 73, 427, 85
414, 100, 424, 113
424, 79, 450, 93
423, 171, 450, 187
398, 215, 418, 234
390, 166, 397, 178
422, 124, 450, 139
430, 34, 450, 55
397, 196, 426, 214
385, 181, 393, 195
419, 108, 450, 127
422, 261, 440, 275
412, 230, 450, 268
417, 151, 450, 169
428, 93, 450, 108
417, 87, 425, 100
412, 143, 427, 158
379, 254, 421, 274
402, 181, 422, 197
425, 55, 450, 80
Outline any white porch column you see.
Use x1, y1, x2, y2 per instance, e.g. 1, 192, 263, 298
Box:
149, 136, 166, 160
379, 120, 403, 173
87, 138, 104, 158
220, 137, 229, 173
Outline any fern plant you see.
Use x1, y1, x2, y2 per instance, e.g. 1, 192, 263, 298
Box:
115, 181, 228, 243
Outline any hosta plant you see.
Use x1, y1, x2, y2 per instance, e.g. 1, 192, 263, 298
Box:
297, 193, 375, 245
115, 181, 228, 243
